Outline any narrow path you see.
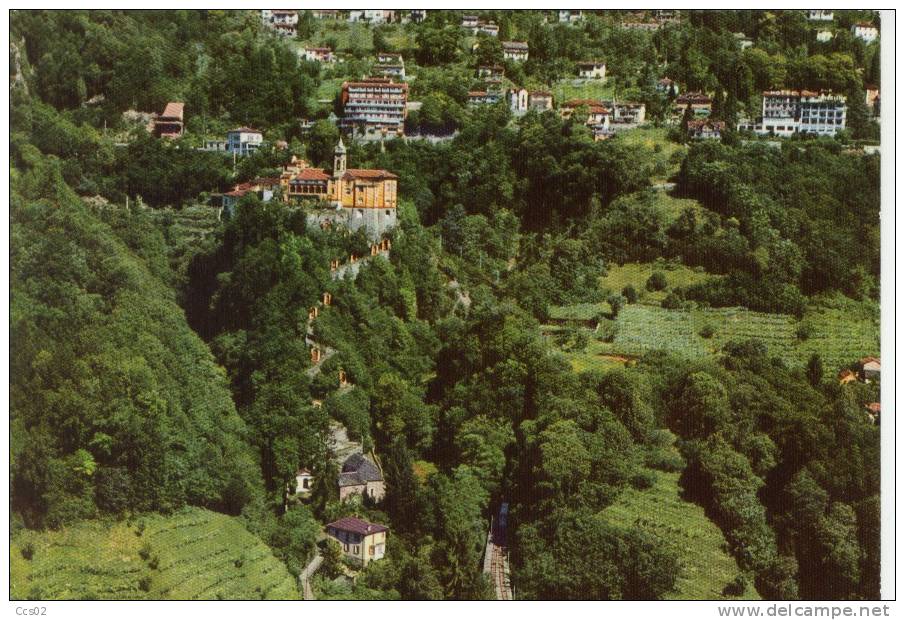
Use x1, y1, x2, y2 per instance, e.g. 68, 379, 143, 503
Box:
483, 503, 513, 600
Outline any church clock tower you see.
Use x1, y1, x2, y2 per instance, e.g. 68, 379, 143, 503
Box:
333, 137, 347, 178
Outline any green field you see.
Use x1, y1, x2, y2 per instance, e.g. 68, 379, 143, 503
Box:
599, 261, 715, 305
548, 295, 879, 377
552, 78, 614, 104
602, 468, 760, 600
615, 127, 688, 183
11, 508, 300, 600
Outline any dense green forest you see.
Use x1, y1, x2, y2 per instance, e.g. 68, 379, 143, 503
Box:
10, 9, 881, 601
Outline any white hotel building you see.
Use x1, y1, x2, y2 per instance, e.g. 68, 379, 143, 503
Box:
737, 90, 847, 137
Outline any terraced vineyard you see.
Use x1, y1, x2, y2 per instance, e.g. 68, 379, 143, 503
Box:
547, 299, 879, 377
601, 468, 760, 600
11, 508, 299, 601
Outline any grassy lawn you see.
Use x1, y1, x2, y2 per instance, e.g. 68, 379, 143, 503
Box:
11, 508, 299, 600
615, 127, 687, 182
601, 468, 760, 600
552, 78, 614, 104
649, 190, 706, 224
598, 261, 715, 305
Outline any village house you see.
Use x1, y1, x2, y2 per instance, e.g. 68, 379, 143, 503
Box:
377, 52, 403, 65
558, 9, 583, 23
502, 41, 529, 61
301, 47, 335, 63
461, 15, 479, 28
657, 77, 679, 97
507, 88, 528, 114
816, 30, 834, 43
528, 91, 554, 111
219, 177, 280, 211
864, 402, 880, 424
325, 517, 388, 566
477, 65, 505, 80
349, 10, 395, 23
338, 453, 385, 502
311, 9, 340, 19
860, 357, 881, 382
408, 10, 427, 23
736, 90, 846, 137
673, 92, 713, 118
838, 369, 858, 385
227, 127, 264, 155
687, 119, 726, 140
280, 139, 397, 238
153, 101, 184, 139
262, 9, 298, 36
468, 90, 503, 106
577, 61, 606, 80
294, 468, 314, 494
621, 21, 660, 32
476, 22, 500, 36
340, 78, 408, 139
807, 9, 834, 21
593, 124, 615, 141
611, 101, 647, 126
851, 22, 879, 43
560, 99, 610, 125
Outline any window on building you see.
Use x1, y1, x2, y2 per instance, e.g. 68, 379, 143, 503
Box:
353, 545, 360, 555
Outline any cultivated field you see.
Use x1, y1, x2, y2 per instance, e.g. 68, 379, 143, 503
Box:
547, 292, 879, 377
552, 79, 614, 105
11, 508, 299, 601
601, 468, 760, 600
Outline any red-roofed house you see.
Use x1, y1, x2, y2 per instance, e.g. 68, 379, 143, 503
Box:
860, 357, 881, 382
325, 517, 388, 565
154, 101, 184, 138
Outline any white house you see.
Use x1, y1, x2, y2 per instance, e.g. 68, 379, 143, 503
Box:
227, 127, 264, 156
502, 41, 529, 62
558, 10, 583, 23
507, 88, 528, 114
851, 22, 879, 43
578, 61, 606, 80
301, 47, 335, 63
816, 30, 833, 43
807, 10, 834, 21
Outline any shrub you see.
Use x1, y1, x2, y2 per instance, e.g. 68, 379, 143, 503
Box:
699, 323, 716, 338
138, 576, 152, 592
21, 542, 35, 560
630, 470, 657, 490
622, 285, 638, 304
135, 521, 146, 537
722, 574, 748, 596
139, 542, 151, 561
661, 292, 683, 310
234, 557, 245, 568
607, 293, 626, 318
597, 319, 619, 343
646, 271, 668, 291
149, 555, 159, 570
795, 321, 813, 341
645, 448, 686, 473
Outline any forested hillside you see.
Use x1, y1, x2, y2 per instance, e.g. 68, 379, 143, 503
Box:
10, 9, 882, 601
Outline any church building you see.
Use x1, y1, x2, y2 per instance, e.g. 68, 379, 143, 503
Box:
280, 138, 398, 239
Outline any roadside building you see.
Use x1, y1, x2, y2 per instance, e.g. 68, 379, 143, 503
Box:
325, 517, 388, 566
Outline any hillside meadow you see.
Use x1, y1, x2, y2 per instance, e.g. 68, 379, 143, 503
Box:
10, 508, 299, 601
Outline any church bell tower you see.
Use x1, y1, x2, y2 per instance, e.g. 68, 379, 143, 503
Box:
333, 137, 347, 178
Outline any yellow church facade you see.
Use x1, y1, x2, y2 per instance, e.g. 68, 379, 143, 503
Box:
280, 138, 398, 210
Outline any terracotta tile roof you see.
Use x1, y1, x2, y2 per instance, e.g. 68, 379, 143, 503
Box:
229, 126, 262, 134
161, 102, 184, 119
860, 356, 881, 366
503, 41, 529, 50
327, 516, 388, 536
563, 98, 604, 107
343, 168, 397, 180
291, 168, 331, 181
865, 402, 881, 414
